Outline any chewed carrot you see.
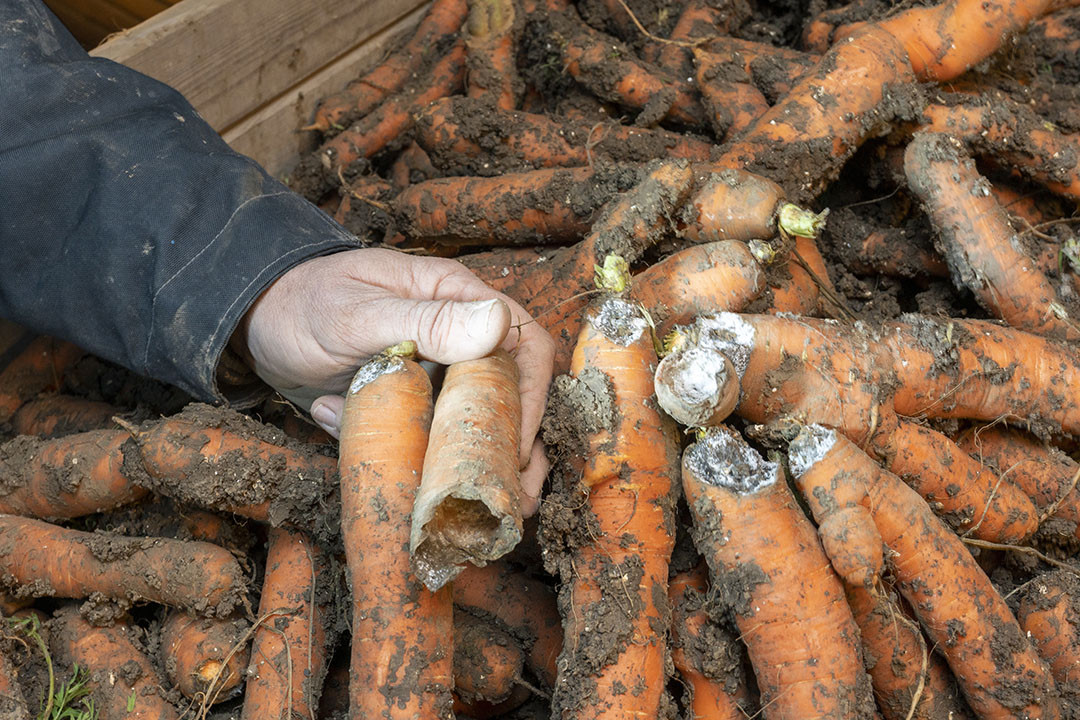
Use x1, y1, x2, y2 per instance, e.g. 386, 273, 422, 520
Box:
339, 346, 454, 719
789, 424, 1062, 720
0, 337, 85, 424
411, 349, 522, 590
544, 295, 679, 720
682, 425, 874, 719
242, 527, 332, 720
160, 612, 250, 703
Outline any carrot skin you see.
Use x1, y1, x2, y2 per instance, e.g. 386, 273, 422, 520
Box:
160, 612, 250, 703
1016, 569, 1080, 701
0, 515, 245, 616
339, 353, 454, 720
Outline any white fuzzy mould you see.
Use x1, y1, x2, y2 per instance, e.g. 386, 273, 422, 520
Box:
684, 427, 779, 494
589, 297, 648, 346
349, 355, 404, 394
788, 424, 839, 479
693, 312, 756, 379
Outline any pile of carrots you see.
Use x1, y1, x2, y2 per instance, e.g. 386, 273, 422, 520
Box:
4, 0, 1080, 718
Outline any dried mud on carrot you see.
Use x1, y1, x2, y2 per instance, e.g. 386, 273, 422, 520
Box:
160, 611, 250, 703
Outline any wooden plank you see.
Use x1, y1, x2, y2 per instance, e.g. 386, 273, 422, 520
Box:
92, 0, 429, 132
221, 3, 428, 178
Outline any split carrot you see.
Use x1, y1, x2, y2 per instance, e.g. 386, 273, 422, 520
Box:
51, 605, 180, 720
338, 346, 454, 719
242, 526, 332, 720
411, 349, 522, 590
788, 423, 1062, 719
544, 295, 679, 720
0, 337, 85, 424
10, 394, 121, 438
465, 0, 521, 110
1016, 569, 1080, 699
160, 612, 250, 703
682, 425, 874, 719
0, 515, 246, 616
904, 131, 1080, 342
306, 0, 468, 132
0, 429, 146, 519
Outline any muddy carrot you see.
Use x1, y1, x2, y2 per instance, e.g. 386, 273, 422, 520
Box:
242, 526, 332, 720
10, 394, 122, 438
694, 49, 771, 140
1016, 569, 1080, 698
0, 515, 245, 616
543, 296, 679, 720
683, 425, 874, 719
0, 337, 85, 424
307, 0, 469, 132
339, 346, 454, 719
669, 564, 757, 720
904, 131, 1080, 342
649, 0, 748, 78
0, 644, 29, 720
388, 142, 439, 192
51, 605, 180, 720
161, 612, 250, 703
0, 429, 146, 519
693, 37, 819, 102
789, 423, 1061, 719
465, 0, 521, 109
411, 350, 522, 590
453, 612, 527, 706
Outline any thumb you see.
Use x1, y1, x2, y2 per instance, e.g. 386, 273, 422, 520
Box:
379, 296, 512, 364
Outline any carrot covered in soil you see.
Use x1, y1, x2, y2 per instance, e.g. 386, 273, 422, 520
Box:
691, 36, 819, 102
160, 612, 250, 703
0, 429, 146, 519
1016, 569, 1080, 704
465, 0, 521, 110
0, 337, 85, 424
242, 526, 333, 720
452, 612, 528, 708
10, 394, 122, 438
0, 643, 29, 720
540, 296, 679, 720
338, 346, 454, 719
411, 350, 522, 590
904, 131, 1080, 343
306, 0, 468, 132
693, 49, 771, 140
788, 424, 1062, 720
0, 515, 246, 616
50, 606, 180, 720
682, 425, 874, 719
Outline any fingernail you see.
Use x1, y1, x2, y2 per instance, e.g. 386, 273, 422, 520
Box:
465, 299, 502, 341
311, 403, 339, 437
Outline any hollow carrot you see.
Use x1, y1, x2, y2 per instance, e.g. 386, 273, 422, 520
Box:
411, 349, 522, 590
682, 425, 874, 719
10, 394, 122, 438
51, 605, 180, 720
338, 346, 454, 719
1016, 569, 1080, 700
242, 526, 332, 720
788, 423, 1062, 720
160, 611, 250, 703
307, 0, 469, 132
414, 96, 713, 177
904, 131, 1080, 343
0, 429, 146, 519
465, 0, 521, 110
0, 515, 246, 616
0, 337, 85, 424
543, 295, 679, 720
669, 564, 757, 720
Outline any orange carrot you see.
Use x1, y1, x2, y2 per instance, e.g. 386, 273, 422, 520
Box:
410, 350, 522, 589
692, 37, 819, 102
650, 0, 750, 79
693, 48, 770, 140
669, 564, 757, 720
392, 165, 641, 247
242, 526, 332, 720
307, 0, 469, 132
542, 296, 679, 720
0, 429, 146, 519
682, 425, 874, 719
453, 561, 562, 689
388, 142, 439, 192
1016, 569, 1080, 702
0, 337, 85, 424
453, 612, 527, 706
0, 515, 245, 616
338, 347, 454, 719
160, 612, 250, 703
10, 394, 121, 438
414, 96, 713, 176
799, 0, 886, 52
51, 606, 180, 720
465, 0, 521, 110
904, 131, 1080, 342
788, 423, 1061, 720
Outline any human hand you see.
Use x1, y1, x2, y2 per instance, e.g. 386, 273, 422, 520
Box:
233, 248, 555, 515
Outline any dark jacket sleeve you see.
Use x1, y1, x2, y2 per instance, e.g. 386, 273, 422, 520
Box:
0, 0, 361, 402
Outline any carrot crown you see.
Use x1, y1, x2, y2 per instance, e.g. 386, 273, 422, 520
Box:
787, 423, 839, 479
683, 426, 780, 494
587, 296, 649, 346
777, 203, 829, 239
348, 341, 418, 395
593, 254, 631, 293
686, 313, 756, 382
655, 339, 739, 429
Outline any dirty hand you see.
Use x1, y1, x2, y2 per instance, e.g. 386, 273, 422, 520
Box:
233, 247, 555, 515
